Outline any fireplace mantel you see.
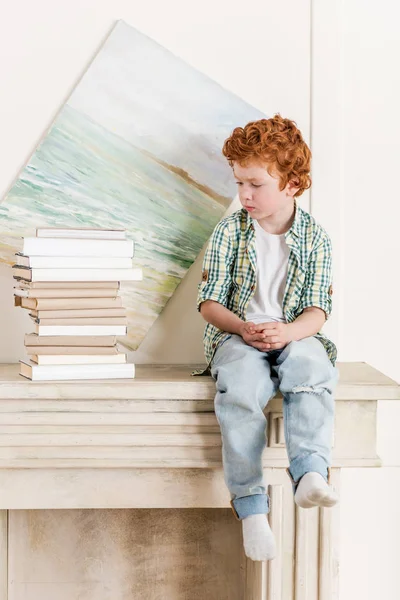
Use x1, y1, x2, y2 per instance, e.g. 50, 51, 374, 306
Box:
0, 362, 398, 600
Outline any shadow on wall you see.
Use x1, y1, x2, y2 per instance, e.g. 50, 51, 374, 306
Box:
129, 196, 241, 365
0, 263, 33, 362
129, 248, 207, 365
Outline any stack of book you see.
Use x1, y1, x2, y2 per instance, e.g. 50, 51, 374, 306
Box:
13, 227, 142, 381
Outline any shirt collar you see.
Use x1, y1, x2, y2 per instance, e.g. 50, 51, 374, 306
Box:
244, 199, 301, 239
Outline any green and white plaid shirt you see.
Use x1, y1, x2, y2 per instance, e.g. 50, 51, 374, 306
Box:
197, 201, 337, 367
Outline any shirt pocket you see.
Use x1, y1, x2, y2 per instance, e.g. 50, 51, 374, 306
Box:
287, 264, 307, 307
230, 272, 245, 301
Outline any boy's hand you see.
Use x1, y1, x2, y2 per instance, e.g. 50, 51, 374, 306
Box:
239, 321, 269, 350
242, 321, 294, 351
238, 321, 288, 351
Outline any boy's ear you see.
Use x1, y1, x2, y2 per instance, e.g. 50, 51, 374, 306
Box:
286, 179, 300, 197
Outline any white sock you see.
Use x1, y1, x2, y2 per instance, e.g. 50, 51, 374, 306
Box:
294, 471, 339, 509
242, 514, 276, 561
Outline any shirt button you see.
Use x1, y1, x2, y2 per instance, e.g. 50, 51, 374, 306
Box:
250, 285, 255, 291
212, 343, 216, 348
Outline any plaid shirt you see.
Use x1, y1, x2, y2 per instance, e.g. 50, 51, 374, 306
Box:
197, 201, 337, 367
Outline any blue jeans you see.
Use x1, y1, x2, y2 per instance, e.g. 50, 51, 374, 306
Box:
210, 334, 339, 520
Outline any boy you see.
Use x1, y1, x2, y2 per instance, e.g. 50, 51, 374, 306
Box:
197, 115, 339, 562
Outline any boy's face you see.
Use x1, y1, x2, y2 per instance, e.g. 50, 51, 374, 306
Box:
233, 161, 297, 219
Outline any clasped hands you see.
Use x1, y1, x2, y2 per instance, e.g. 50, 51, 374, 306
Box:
239, 320, 294, 351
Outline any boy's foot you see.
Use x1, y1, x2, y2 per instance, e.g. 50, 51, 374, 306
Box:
294, 472, 339, 509
242, 514, 276, 561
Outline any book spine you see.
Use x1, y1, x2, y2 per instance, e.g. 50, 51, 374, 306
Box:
24, 334, 117, 346
23, 238, 134, 257
15, 257, 133, 269
31, 317, 128, 325
15, 268, 142, 282
35, 326, 127, 336
29, 308, 126, 318
14, 289, 120, 298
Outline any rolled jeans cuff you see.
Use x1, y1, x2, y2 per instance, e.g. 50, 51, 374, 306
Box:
287, 453, 330, 491
230, 493, 270, 520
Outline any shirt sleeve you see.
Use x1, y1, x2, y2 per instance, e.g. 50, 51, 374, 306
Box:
298, 232, 333, 319
196, 220, 234, 311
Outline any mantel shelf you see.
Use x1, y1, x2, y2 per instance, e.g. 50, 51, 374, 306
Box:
0, 362, 398, 401
0, 360, 396, 509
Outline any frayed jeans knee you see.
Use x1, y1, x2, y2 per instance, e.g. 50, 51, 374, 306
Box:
211, 334, 338, 520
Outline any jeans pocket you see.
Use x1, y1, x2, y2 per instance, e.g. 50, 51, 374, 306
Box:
218, 334, 232, 349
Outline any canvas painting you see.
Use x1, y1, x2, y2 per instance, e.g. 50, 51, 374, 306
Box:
0, 20, 264, 349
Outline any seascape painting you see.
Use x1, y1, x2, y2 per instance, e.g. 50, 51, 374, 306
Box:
0, 20, 264, 349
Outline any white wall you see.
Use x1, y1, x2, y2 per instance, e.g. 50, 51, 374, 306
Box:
313, 3, 400, 600
1, 1, 397, 374
312, 0, 400, 385
0, 1, 399, 599
339, 1, 400, 384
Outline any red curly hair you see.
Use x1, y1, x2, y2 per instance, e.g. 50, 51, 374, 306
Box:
222, 114, 311, 197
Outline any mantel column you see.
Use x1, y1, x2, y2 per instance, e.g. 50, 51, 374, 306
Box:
244, 470, 340, 600
0, 511, 7, 599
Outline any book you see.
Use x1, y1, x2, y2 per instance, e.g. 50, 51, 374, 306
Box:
35, 227, 126, 240
19, 361, 135, 381
22, 237, 134, 257
33, 325, 127, 336
28, 308, 127, 319
30, 354, 127, 365
30, 316, 128, 326
25, 334, 117, 346
14, 288, 120, 299
18, 296, 123, 310
13, 266, 143, 282
25, 345, 120, 355
16, 281, 120, 289
14, 254, 133, 269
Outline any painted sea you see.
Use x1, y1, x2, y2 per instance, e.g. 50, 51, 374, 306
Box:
0, 21, 264, 349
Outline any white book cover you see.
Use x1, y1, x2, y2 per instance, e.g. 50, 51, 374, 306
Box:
36, 228, 126, 240
24, 333, 117, 346
20, 361, 135, 381
34, 325, 127, 336
13, 267, 143, 282
31, 354, 127, 365
22, 237, 134, 257
16, 280, 119, 289
30, 317, 128, 326
29, 308, 126, 318
25, 345, 119, 355
20, 297, 123, 310
14, 288, 120, 299
15, 255, 133, 269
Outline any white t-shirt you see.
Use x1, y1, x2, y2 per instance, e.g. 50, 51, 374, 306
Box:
246, 219, 290, 324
